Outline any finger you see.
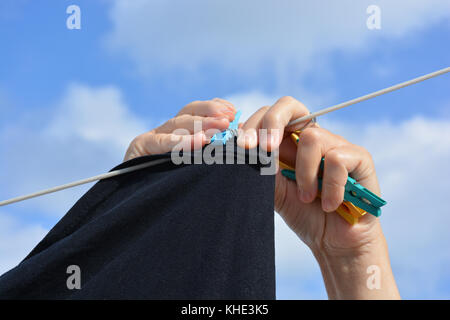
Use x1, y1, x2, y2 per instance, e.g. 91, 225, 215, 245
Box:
178, 100, 236, 121
321, 147, 349, 212
295, 127, 346, 204
279, 136, 298, 168
236, 106, 269, 149
259, 96, 310, 151
136, 131, 208, 156
321, 145, 378, 213
154, 114, 230, 135
279, 121, 320, 167
212, 97, 236, 112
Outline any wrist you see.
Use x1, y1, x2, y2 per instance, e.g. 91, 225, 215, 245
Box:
312, 235, 400, 299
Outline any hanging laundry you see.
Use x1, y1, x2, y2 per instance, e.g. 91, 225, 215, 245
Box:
0, 143, 276, 299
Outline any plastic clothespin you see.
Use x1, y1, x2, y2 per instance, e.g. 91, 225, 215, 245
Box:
210, 110, 242, 145
317, 157, 386, 217
338, 175, 386, 217
280, 131, 387, 221
280, 168, 367, 225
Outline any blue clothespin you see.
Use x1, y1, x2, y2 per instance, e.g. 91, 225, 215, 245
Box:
210, 110, 242, 145
281, 158, 386, 217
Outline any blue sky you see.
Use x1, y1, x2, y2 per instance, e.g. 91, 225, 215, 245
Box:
0, 0, 449, 299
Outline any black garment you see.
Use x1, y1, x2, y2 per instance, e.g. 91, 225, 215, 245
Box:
0, 144, 276, 299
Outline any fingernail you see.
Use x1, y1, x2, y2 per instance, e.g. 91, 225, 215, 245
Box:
322, 200, 333, 212
205, 130, 214, 139
297, 187, 312, 203
302, 191, 312, 203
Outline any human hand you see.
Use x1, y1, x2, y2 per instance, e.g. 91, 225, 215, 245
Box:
237, 96, 399, 299
124, 98, 236, 162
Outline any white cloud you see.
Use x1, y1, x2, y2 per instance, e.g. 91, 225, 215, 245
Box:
0, 83, 148, 276
0, 83, 147, 216
233, 91, 450, 299
226, 89, 332, 123
328, 117, 450, 298
46, 84, 146, 150
106, 0, 450, 84
0, 212, 48, 275
274, 214, 327, 299
225, 91, 276, 122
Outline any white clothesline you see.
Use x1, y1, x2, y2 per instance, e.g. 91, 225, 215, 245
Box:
287, 67, 450, 127
0, 158, 170, 207
1, 67, 449, 207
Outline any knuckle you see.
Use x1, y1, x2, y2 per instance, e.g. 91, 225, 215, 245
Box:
131, 133, 146, 148
325, 149, 345, 166
212, 97, 233, 105
208, 101, 224, 112
360, 145, 373, 160
352, 143, 375, 166
177, 114, 193, 124
188, 100, 205, 111
132, 133, 153, 155
177, 113, 190, 120
172, 127, 190, 135
166, 117, 178, 128
335, 133, 346, 141
360, 146, 376, 172
178, 101, 196, 115
322, 176, 344, 190
153, 133, 167, 149
165, 116, 184, 130
300, 127, 322, 145
264, 109, 282, 125
258, 105, 271, 113
209, 99, 222, 107
278, 95, 296, 104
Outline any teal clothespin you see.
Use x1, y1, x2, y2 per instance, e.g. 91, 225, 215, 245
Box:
339, 175, 385, 217
210, 110, 242, 145
281, 158, 386, 217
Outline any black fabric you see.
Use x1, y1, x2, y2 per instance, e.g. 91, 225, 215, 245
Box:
0, 143, 276, 299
